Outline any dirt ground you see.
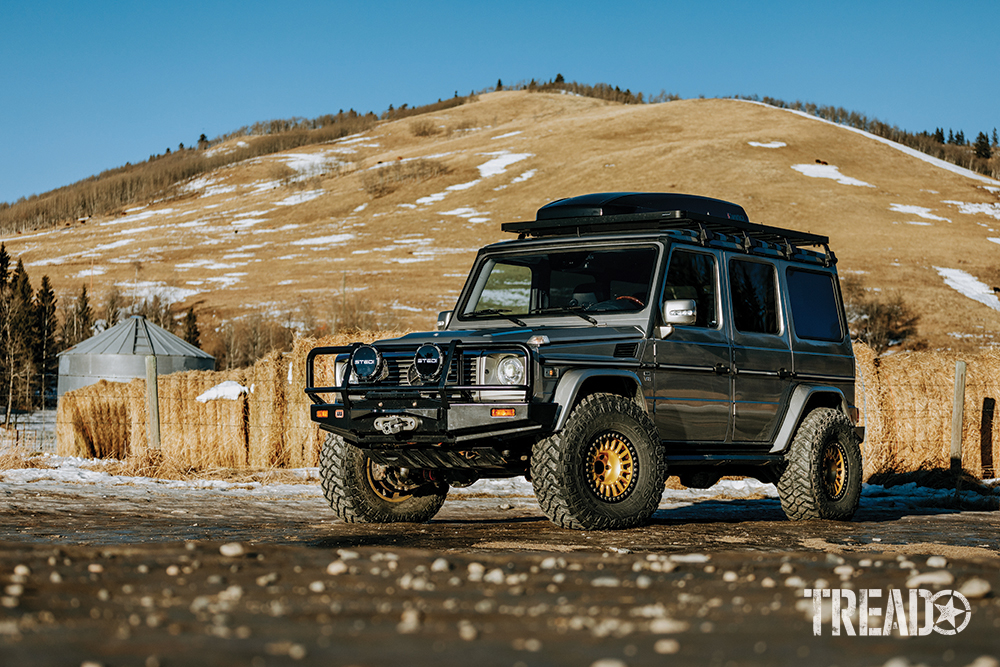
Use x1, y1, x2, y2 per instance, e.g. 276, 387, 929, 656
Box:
1, 482, 998, 667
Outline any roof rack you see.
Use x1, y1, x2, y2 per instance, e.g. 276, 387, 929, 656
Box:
501, 192, 830, 246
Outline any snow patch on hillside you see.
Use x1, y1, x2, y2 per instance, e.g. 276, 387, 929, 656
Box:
792, 164, 874, 187
935, 267, 1000, 312
743, 100, 1000, 186
118, 280, 200, 302
889, 203, 950, 222
290, 233, 354, 247
276, 190, 323, 206
416, 151, 532, 206
748, 141, 786, 148
943, 200, 1000, 221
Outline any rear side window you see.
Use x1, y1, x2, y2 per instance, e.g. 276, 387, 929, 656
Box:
729, 259, 779, 334
786, 268, 844, 341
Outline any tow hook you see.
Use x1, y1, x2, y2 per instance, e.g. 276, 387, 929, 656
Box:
373, 416, 420, 435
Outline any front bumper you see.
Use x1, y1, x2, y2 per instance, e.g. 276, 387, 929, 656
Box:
306, 341, 557, 446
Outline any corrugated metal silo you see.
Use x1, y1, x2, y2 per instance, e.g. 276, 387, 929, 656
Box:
57, 315, 215, 396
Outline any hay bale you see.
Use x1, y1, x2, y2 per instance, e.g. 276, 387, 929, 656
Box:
873, 349, 1000, 479
127, 369, 249, 469
878, 351, 959, 474
55, 380, 131, 459
247, 350, 288, 468
852, 341, 892, 479
283, 330, 410, 468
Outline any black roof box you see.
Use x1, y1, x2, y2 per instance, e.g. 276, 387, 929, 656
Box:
535, 192, 749, 222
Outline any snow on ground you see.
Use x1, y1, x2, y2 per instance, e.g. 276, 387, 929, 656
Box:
748, 141, 786, 148
1, 456, 995, 514
275, 190, 324, 206
416, 151, 533, 206
117, 280, 201, 303
944, 200, 1000, 221
290, 233, 355, 247
791, 164, 875, 187
934, 267, 1000, 312
889, 203, 950, 222
743, 100, 1000, 187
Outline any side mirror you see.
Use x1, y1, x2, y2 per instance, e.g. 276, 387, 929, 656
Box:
662, 299, 697, 326
436, 310, 453, 331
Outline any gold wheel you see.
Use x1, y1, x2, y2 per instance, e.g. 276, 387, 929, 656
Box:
822, 443, 847, 500
586, 432, 637, 502
366, 460, 412, 503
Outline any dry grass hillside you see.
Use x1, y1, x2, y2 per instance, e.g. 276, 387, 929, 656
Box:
4, 91, 1000, 352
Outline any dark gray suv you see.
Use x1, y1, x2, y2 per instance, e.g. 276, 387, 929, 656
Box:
306, 192, 863, 530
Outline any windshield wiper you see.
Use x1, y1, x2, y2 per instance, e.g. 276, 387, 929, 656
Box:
467, 309, 527, 327
530, 306, 598, 325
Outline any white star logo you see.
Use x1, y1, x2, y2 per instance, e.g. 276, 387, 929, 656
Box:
932, 591, 972, 635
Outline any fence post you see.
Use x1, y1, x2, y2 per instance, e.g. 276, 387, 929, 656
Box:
951, 361, 966, 473
145, 355, 161, 450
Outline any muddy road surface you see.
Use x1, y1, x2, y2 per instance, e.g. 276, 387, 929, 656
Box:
1, 474, 998, 667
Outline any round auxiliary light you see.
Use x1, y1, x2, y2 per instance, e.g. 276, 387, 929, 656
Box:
413, 343, 443, 382
351, 345, 384, 382
497, 355, 526, 386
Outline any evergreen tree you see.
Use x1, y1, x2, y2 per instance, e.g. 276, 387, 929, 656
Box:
974, 132, 992, 159
60, 285, 94, 348
993, 128, 998, 147
182, 307, 200, 347
0, 243, 9, 286
933, 128, 945, 143
947, 129, 954, 144
2, 260, 34, 420
955, 130, 965, 146
33, 276, 58, 407
496, 78, 503, 91
555, 73, 565, 84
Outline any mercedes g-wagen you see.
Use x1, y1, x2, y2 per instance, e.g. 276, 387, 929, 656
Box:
306, 192, 863, 530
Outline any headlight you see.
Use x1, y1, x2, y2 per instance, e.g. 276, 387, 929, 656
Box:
496, 355, 525, 385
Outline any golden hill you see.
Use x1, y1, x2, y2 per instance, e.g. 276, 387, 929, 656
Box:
5, 91, 1000, 352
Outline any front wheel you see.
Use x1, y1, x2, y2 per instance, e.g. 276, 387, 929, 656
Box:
319, 434, 447, 523
777, 408, 862, 521
531, 393, 665, 530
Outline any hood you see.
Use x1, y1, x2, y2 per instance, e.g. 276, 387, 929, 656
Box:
383, 324, 643, 348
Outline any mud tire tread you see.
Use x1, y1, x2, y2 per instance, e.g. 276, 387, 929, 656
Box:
777, 408, 862, 521
531, 393, 665, 530
319, 433, 446, 523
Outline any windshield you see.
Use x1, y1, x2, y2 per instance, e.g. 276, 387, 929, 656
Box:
461, 245, 658, 320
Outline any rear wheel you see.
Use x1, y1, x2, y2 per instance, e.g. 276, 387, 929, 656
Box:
531, 393, 665, 530
777, 408, 861, 521
319, 434, 447, 523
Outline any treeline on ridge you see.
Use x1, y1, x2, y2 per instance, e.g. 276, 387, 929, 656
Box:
0, 91, 489, 235
2, 78, 997, 235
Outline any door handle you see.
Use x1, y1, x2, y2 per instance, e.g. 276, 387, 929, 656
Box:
714, 363, 731, 375
778, 367, 795, 379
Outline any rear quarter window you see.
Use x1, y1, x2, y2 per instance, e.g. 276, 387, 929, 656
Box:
786, 268, 844, 341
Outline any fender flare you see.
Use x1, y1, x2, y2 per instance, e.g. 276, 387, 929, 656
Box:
551, 368, 646, 431
768, 384, 850, 454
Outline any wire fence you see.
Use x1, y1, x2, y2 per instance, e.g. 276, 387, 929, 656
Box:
10, 341, 1000, 480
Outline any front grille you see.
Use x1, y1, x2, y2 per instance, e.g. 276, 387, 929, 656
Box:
382, 349, 478, 386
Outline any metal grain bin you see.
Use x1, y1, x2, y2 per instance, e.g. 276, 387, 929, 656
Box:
57, 315, 215, 397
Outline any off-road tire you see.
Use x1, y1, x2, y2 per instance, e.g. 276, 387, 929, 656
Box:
319, 434, 447, 523
777, 408, 861, 521
531, 393, 665, 530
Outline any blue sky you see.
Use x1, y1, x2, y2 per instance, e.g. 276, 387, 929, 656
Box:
2, 0, 997, 204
